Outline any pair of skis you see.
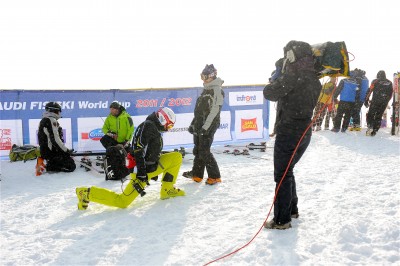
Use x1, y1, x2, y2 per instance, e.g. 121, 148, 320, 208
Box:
392, 72, 399, 136
73, 156, 106, 175
224, 142, 268, 152
223, 149, 250, 156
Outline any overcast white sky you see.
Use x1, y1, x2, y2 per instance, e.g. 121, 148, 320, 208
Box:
1, 0, 399, 90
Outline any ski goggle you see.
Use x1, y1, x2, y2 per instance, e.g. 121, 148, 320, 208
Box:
201, 73, 209, 81
200, 72, 216, 81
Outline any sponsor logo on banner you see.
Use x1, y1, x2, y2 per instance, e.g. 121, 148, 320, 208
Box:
84, 128, 104, 141
235, 109, 264, 139
229, 91, 264, 106
241, 118, 258, 132
0, 129, 12, 150
0, 120, 23, 155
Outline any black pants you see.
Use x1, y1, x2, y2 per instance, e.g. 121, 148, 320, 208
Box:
46, 154, 76, 172
191, 131, 220, 179
273, 130, 311, 224
333, 101, 354, 130
100, 135, 119, 149
367, 102, 388, 131
350, 101, 364, 126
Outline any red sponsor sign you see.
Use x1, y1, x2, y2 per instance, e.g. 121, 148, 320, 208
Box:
0, 129, 12, 150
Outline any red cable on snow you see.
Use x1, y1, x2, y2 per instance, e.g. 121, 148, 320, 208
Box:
204, 78, 338, 266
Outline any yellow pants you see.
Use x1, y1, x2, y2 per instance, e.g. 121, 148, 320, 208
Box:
89, 152, 182, 208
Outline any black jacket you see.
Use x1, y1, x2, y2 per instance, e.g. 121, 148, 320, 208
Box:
190, 77, 224, 135
132, 112, 164, 176
365, 77, 393, 108
264, 44, 322, 134
38, 111, 69, 159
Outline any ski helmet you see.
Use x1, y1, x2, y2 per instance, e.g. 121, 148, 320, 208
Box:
156, 107, 176, 131
201, 64, 217, 81
45, 102, 62, 113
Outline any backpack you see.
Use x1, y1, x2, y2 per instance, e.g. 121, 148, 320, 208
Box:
312, 41, 350, 78
9, 144, 41, 162
104, 145, 130, 181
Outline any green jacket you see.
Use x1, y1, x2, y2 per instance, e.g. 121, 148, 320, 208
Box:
102, 108, 134, 144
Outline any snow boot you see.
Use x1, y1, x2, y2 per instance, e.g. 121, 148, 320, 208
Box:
366, 128, 372, 136
331, 128, 340, 133
182, 170, 193, 178
192, 177, 203, 183
76, 187, 90, 210
264, 220, 292, 230
183, 170, 202, 183
291, 213, 299, 219
206, 177, 221, 185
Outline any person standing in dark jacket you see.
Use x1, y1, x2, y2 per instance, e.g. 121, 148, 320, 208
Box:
36, 102, 76, 175
76, 107, 185, 210
365, 70, 393, 136
349, 69, 369, 131
331, 73, 358, 132
263, 41, 322, 229
183, 64, 224, 185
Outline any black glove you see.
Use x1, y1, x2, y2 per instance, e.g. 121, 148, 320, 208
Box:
107, 131, 117, 140
188, 125, 194, 134
66, 148, 74, 155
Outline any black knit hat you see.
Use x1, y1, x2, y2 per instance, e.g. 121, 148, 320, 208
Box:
284, 41, 312, 62
109, 101, 120, 109
45, 102, 62, 113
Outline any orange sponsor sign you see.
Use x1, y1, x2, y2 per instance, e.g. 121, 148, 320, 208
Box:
241, 118, 258, 132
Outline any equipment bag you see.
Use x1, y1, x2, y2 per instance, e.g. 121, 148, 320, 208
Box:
9, 144, 41, 162
104, 144, 130, 181
312, 41, 350, 78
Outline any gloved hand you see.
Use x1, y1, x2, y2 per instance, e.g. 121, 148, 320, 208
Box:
107, 131, 117, 140
136, 173, 148, 183
188, 125, 194, 134
66, 148, 74, 155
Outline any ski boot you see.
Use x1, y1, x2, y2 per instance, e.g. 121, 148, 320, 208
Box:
35, 157, 46, 176
76, 187, 90, 210
160, 183, 185, 200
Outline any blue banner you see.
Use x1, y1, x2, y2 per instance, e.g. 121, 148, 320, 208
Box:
0, 86, 269, 155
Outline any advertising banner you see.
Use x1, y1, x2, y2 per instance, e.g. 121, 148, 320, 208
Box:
0, 86, 269, 156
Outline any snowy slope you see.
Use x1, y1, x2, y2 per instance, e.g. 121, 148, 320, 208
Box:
1, 128, 399, 266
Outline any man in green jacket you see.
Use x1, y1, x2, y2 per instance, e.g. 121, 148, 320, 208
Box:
100, 101, 134, 151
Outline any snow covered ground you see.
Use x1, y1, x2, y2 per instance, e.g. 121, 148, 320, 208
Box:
1, 127, 399, 265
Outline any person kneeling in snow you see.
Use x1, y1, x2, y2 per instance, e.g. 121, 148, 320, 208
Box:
36, 102, 76, 175
76, 107, 185, 210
